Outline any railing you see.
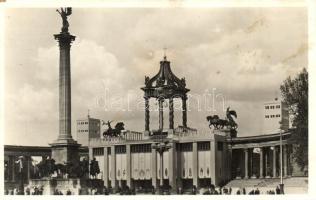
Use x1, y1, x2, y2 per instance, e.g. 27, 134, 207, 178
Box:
174, 126, 198, 137
89, 130, 144, 146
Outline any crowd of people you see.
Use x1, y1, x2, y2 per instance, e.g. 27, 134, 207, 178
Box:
5, 184, 284, 195
5, 186, 44, 195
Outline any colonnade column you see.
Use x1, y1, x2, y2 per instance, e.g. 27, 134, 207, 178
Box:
250, 148, 253, 178
273, 146, 277, 178
27, 156, 31, 182
192, 142, 198, 187
103, 147, 109, 187
182, 96, 187, 128
158, 99, 164, 130
265, 148, 270, 178
126, 144, 132, 188
259, 147, 264, 178
11, 156, 16, 182
244, 149, 249, 179
169, 98, 174, 129
144, 97, 150, 132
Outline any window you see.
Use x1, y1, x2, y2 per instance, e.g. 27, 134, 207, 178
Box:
265, 106, 269, 109
179, 143, 193, 152
115, 145, 126, 154
276, 114, 281, 117
276, 105, 281, 109
198, 142, 211, 151
270, 106, 275, 109
271, 115, 275, 118
93, 148, 104, 156
131, 144, 151, 153
265, 115, 269, 118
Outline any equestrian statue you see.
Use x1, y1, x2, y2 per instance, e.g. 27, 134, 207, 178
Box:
102, 120, 125, 138
206, 107, 238, 137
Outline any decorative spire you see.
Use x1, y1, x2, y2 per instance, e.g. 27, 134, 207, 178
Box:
163, 47, 167, 61
87, 109, 90, 118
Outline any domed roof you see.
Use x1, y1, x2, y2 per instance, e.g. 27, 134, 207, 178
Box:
141, 56, 189, 98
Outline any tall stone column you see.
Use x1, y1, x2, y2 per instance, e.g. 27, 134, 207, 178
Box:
259, 147, 264, 178
50, 12, 80, 165
182, 96, 187, 128
145, 97, 150, 132
126, 144, 132, 188
273, 146, 277, 178
158, 99, 164, 130
169, 98, 174, 129
104, 147, 109, 187
151, 147, 157, 189
192, 142, 199, 188
244, 149, 249, 179
56, 32, 75, 142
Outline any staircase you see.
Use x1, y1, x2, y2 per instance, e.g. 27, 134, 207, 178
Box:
224, 177, 308, 194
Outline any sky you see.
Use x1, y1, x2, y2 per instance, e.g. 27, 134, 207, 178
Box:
4, 7, 307, 146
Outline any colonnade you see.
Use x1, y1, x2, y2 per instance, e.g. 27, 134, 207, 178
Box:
236, 144, 291, 179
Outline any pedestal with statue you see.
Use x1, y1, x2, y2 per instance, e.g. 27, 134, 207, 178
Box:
27, 8, 102, 195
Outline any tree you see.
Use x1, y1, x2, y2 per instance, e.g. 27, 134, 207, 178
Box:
280, 68, 308, 171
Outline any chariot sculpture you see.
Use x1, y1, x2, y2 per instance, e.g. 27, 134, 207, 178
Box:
206, 107, 238, 137
102, 120, 125, 138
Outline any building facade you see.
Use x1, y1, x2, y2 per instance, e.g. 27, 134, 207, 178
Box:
263, 99, 289, 134
77, 116, 101, 146
3, 57, 306, 193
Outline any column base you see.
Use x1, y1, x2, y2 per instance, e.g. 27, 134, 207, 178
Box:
244, 176, 249, 179
265, 175, 271, 178
236, 176, 242, 179
251, 175, 257, 179
50, 141, 81, 165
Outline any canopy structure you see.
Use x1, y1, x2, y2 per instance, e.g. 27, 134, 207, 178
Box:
141, 56, 190, 132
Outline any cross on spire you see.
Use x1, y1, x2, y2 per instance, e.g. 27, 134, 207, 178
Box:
163, 47, 167, 61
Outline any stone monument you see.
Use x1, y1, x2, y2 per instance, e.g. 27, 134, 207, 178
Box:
50, 7, 80, 165
28, 8, 92, 195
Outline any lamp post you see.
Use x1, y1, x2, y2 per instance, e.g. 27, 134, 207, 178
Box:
151, 132, 172, 195
279, 120, 285, 194
279, 129, 284, 194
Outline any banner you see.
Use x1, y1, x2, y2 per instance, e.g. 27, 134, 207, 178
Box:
205, 151, 211, 178
198, 151, 205, 178
145, 153, 151, 179
163, 151, 169, 179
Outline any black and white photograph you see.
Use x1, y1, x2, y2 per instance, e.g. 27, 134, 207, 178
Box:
1, 0, 314, 197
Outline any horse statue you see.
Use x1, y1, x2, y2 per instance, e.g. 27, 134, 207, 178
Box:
206, 107, 238, 130
102, 120, 125, 137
